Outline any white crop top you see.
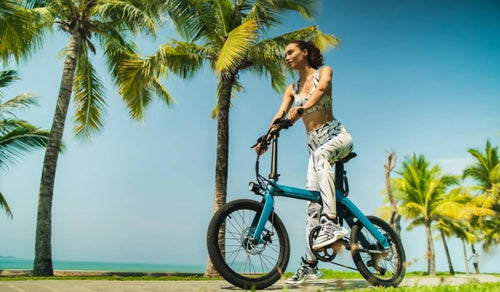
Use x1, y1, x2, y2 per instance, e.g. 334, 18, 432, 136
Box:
293, 69, 332, 116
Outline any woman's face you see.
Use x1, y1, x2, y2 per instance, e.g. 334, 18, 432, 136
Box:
285, 43, 307, 70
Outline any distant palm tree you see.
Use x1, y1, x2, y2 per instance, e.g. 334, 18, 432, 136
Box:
117, 0, 339, 277
463, 140, 499, 252
0, 69, 50, 218
464, 140, 499, 199
393, 154, 457, 276
433, 186, 495, 275
10, 0, 165, 276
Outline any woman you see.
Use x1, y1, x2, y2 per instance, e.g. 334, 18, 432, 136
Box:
256, 40, 353, 284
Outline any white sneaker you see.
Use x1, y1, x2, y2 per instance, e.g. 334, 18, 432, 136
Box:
312, 216, 348, 250
284, 258, 322, 285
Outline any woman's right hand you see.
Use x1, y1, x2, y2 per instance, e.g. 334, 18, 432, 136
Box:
254, 143, 267, 155
254, 132, 273, 155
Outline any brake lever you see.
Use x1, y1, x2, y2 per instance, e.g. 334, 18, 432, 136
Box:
251, 135, 267, 149
272, 111, 287, 125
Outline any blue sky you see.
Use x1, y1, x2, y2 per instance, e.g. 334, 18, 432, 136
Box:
1, 0, 499, 273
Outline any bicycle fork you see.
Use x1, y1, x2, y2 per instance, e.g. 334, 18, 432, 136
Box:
248, 191, 275, 244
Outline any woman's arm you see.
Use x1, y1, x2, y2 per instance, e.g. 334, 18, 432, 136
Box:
302, 66, 332, 109
288, 66, 332, 121
302, 66, 332, 110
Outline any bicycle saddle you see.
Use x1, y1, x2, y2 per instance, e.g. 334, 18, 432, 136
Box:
339, 152, 357, 164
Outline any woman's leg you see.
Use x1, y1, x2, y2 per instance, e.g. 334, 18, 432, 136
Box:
305, 201, 322, 262
310, 126, 353, 218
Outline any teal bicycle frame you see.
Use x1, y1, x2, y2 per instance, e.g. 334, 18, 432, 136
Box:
250, 130, 390, 249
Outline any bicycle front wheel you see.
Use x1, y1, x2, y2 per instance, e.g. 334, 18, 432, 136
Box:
206, 199, 290, 290
350, 216, 406, 287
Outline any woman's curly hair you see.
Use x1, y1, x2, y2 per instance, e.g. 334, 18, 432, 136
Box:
290, 40, 324, 69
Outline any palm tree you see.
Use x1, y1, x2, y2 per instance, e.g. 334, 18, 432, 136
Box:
10, 0, 165, 276
463, 140, 499, 197
384, 152, 401, 236
0, 69, 50, 218
393, 154, 457, 276
463, 140, 500, 251
441, 186, 494, 274
117, 0, 339, 277
433, 186, 495, 275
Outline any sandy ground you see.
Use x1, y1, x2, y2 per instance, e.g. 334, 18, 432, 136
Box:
0, 271, 499, 291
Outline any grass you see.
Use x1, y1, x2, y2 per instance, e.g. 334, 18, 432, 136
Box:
344, 282, 500, 292
1, 270, 499, 292
1, 269, 499, 281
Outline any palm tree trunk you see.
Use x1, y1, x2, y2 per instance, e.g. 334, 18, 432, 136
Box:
462, 239, 470, 274
440, 229, 454, 275
471, 244, 480, 274
384, 153, 401, 236
424, 222, 436, 276
33, 31, 81, 276
204, 74, 234, 278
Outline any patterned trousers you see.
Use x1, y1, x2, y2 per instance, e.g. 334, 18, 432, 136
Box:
304, 120, 353, 262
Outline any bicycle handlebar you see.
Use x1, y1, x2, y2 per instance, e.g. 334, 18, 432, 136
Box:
251, 108, 303, 150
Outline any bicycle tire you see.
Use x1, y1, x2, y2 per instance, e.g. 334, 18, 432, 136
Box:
206, 199, 290, 290
350, 216, 406, 287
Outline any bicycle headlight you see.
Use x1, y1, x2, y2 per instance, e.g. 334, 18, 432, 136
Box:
249, 182, 260, 194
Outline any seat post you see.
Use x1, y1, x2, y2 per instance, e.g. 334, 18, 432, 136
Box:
334, 162, 344, 191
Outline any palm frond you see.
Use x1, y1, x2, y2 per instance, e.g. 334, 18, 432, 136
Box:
375, 205, 392, 221
216, 18, 258, 73
150, 76, 175, 106
213, 0, 234, 36
276, 0, 317, 20
245, 0, 317, 27
156, 41, 207, 78
0, 120, 50, 168
406, 217, 425, 231
463, 140, 499, 191
99, 29, 138, 81
0, 94, 38, 118
93, 0, 158, 35
0, 70, 19, 89
117, 44, 192, 120
116, 40, 207, 119
0, 191, 13, 218
0, 2, 52, 63
165, 0, 218, 42
264, 25, 341, 52
72, 52, 106, 139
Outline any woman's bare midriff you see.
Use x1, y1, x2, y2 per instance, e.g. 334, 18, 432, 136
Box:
302, 108, 335, 132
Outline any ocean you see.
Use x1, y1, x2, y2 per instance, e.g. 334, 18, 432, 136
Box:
0, 257, 205, 273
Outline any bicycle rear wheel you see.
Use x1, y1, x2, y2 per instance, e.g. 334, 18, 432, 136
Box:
206, 199, 290, 290
350, 216, 406, 287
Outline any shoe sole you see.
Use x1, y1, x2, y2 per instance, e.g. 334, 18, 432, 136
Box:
312, 233, 348, 250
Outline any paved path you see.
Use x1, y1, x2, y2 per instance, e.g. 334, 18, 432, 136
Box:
0, 274, 499, 291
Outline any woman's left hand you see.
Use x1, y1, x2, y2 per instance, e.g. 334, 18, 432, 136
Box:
288, 107, 303, 122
